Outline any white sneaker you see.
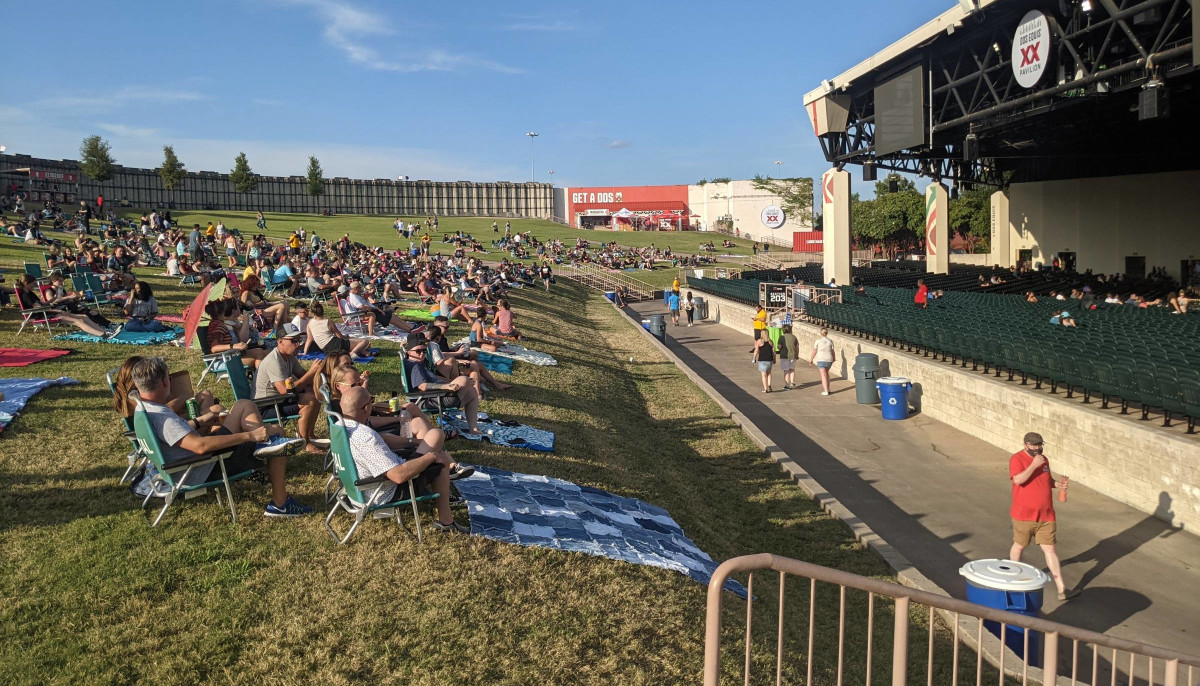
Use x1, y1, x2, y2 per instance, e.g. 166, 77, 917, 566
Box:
821, 391, 829, 396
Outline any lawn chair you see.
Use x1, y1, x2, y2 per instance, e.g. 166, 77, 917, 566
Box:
16, 292, 61, 335
223, 353, 300, 425
195, 324, 233, 387
398, 354, 457, 416
334, 296, 370, 335
23, 262, 52, 285
130, 394, 256, 526
323, 405, 438, 545
106, 369, 148, 484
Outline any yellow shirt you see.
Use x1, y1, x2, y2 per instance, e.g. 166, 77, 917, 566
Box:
753, 309, 767, 330
205, 224, 216, 237
288, 235, 301, 249
672, 278, 680, 292
242, 266, 256, 282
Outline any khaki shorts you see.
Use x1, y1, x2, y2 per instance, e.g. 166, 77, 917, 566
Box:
1013, 520, 1056, 546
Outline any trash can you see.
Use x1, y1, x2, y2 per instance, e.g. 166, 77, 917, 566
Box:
604, 291, 617, 303
853, 353, 880, 404
649, 314, 666, 342
875, 377, 912, 420
960, 559, 1049, 666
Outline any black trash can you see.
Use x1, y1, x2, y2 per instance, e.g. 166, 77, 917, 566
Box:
649, 314, 666, 342
853, 353, 880, 404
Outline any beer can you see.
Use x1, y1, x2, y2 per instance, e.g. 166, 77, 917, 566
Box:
185, 399, 200, 419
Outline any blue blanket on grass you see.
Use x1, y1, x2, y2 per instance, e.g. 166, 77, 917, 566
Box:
298, 348, 379, 364
0, 377, 80, 435
52, 326, 182, 346
476, 351, 514, 375
438, 410, 555, 452
453, 467, 747, 597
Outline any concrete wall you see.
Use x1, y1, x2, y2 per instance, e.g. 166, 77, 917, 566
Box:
692, 288, 1200, 531
0, 154, 554, 218
1004, 170, 1200, 275
688, 179, 812, 244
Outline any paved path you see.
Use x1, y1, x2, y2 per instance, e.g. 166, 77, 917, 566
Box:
630, 302, 1200, 657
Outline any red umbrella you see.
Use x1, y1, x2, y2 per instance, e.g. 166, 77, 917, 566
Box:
182, 278, 226, 349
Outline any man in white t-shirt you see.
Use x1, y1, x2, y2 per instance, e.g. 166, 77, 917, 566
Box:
339, 387, 465, 533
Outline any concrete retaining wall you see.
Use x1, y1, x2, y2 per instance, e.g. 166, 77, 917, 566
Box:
691, 288, 1200, 532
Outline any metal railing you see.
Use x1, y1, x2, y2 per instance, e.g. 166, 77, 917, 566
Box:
557, 262, 656, 301
704, 553, 1200, 686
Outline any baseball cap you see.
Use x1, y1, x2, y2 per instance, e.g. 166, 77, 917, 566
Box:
405, 333, 427, 351
279, 322, 305, 340
337, 285, 349, 294
1023, 432, 1044, 445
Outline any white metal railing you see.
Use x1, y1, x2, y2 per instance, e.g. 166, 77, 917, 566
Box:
704, 554, 1200, 686
558, 263, 656, 301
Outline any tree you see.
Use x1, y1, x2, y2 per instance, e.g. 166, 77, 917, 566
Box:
949, 185, 992, 252
229, 152, 258, 193
159, 145, 186, 193
750, 175, 815, 227
875, 172, 916, 196
306, 156, 325, 200
78, 135, 116, 182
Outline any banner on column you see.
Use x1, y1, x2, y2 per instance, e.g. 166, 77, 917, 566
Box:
821, 169, 852, 287
990, 191, 1010, 269
925, 183, 949, 274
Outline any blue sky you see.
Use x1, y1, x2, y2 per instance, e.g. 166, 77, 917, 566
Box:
1, 0, 951, 189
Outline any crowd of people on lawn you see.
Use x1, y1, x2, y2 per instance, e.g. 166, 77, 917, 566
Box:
6, 211, 550, 526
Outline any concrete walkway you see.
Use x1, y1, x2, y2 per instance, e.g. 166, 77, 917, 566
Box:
630, 303, 1200, 657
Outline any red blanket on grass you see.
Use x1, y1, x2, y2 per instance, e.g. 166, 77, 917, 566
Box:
0, 348, 71, 367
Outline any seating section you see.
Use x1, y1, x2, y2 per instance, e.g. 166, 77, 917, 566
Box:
686, 277, 761, 305
800, 287, 1200, 432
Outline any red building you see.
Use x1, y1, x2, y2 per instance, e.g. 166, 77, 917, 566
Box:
565, 185, 689, 230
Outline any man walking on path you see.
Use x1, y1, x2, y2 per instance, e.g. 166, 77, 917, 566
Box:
667, 291, 681, 326
1008, 431, 1079, 601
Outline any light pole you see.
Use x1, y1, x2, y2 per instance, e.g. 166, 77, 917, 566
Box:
773, 160, 784, 176
546, 170, 554, 185
525, 131, 538, 182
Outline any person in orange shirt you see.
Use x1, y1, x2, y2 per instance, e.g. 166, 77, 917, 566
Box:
1008, 432, 1079, 601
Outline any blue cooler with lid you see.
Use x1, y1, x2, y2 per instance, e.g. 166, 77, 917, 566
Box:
875, 377, 912, 420
960, 559, 1049, 666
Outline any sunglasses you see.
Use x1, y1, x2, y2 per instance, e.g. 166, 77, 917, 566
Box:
336, 380, 363, 387
409, 348, 427, 354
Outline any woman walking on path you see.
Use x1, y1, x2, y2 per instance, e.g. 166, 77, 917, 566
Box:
753, 334, 776, 393
776, 324, 800, 389
684, 292, 695, 327
809, 328, 836, 395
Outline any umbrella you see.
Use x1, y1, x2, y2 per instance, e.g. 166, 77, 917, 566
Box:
182, 277, 227, 350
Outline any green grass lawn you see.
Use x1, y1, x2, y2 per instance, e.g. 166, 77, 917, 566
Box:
0, 224, 997, 685
114, 209, 756, 289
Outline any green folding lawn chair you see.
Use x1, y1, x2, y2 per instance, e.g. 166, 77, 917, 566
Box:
106, 368, 148, 484
323, 406, 439, 545
130, 394, 257, 526
398, 354, 458, 417
223, 353, 300, 425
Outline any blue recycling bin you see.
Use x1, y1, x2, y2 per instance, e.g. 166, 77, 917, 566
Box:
604, 291, 617, 303
960, 559, 1049, 667
875, 377, 912, 420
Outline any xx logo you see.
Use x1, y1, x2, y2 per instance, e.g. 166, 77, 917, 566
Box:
1020, 42, 1041, 67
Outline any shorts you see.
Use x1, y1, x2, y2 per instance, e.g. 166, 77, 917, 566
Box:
816, 361, 832, 369
320, 337, 350, 354
669, 308, 679, 316
382, 463, 443, 502
756, 361, 773, 373
753, 328, 764, 340
780, 359, 796, 372
208, 427, 261, 471
226, 248, 237, 257
1013, 520, 1056, 546
259, 403, 302, 421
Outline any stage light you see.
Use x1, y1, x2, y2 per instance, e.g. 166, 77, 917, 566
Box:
863, 162, 877, 182
964, 133, 980, 161
1138, 79, 1170, 120
1080, 0, 1093, 11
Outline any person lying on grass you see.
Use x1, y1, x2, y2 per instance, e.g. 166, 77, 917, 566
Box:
130, 356, 310, 517
329, 364, 474, 481
402, 335, 483, 434
339, 386, 468, 533
427, 316, 513, 391
252, 323, 326, 455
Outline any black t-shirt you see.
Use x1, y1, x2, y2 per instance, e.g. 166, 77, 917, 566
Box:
755, 340, 775, 362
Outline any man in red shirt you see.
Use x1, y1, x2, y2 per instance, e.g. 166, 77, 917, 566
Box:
1008, 431, 1079, 600
914, 278, 928, 309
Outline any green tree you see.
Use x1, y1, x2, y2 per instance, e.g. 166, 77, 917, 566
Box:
875, 172, 916, 196
158, 145, 186, 193
949, 185, 992, 252
78, 135, 116, 182
750, 175, 815, 227
306, 155, 325, 200
229, 152, 258, 193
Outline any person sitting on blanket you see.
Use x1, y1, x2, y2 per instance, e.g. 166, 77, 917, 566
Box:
402, 335, 482, 434
17, 274, 118, 338
339, 386, 467, 533
466, 308, 501, 352
130, 356, 311, 517
253, 322, 326, 455
304, 301, 370, 357
427, 317, 513, 391
431, 286, 471, 323
205, 301, 269, 369
488, 298, 522, 340
122, 281, 173, 333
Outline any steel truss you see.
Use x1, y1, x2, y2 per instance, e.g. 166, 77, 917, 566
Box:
817, 0, 1196, 186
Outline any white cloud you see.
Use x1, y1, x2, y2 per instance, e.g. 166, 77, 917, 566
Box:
252, 98, 286, 107
605, 139, 632, 149
280, 0, 523, 74
97, 123, 160, 138
33, 85, 204, 112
